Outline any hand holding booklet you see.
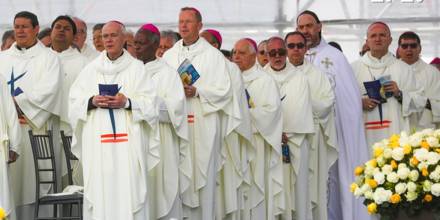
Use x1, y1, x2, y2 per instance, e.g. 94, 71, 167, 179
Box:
178, 58, 200, 85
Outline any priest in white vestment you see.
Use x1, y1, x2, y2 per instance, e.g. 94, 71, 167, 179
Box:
162, 7, 234, 220
73, 17, 99, 62
0, 76, 22, 220
396, 31, 440, 130
134, 23, 189, 220
285, 31, 337, 220
0, 11, 62, 220
69, 21, 159, 220
200, 29, 254, 220
233, 38, 284, 220
264, 37, 315, 220
297, 10, 371, 220
352, 22, 424, 148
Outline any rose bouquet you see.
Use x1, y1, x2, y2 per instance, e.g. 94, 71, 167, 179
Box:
351, 129, 440, 220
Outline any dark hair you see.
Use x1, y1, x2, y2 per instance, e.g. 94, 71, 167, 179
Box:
328, 41, 343, 52
2, 30, 14, 43
181, 7, 202, 22
51, 15, 77, 35
398, 31, 420, 45
93, 23, 105, 32
14, 11, 39, 27
297, 10, 321, 38
284, 31, 307, 45
221, 49, 231, 59
38, 28, 52, 40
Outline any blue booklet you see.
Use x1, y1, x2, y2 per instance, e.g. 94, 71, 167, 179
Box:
177, 58, 200, 85
282, 144, 291, 163
363, 80, 385, 124
98, 84, 120, 139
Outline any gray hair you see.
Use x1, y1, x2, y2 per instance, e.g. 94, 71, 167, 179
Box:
72, 17, 87, 32
160, 30, 180, 44
2, 30, 14, 44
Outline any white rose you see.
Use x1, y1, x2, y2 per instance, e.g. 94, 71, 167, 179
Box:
427, 136, 439, 148
406, 191, 418, 201
373, 187, 392, 205
372, 167, 381, 175
397, 167, 410, 180
398, 163, 407, 170
423, 180, 432, 192
421, 128, 434, 137
409, 134, 422, 147
374, 172, 385, 185
360, 183, 371, 193
417, 162, 428, 171
407, 182, 417, 192
354, 187, 363, 197
392, 147, 405, 161
395, 182, 407, 194
431, 183, 440, 196
409, 170, 419, 182
383, 148, 393, 159
364, 190, 374, 200
364, 166, 375, 176
382, 165, 393, 175
427, 152, 440, 165
414, 148, 429, 161
429, 171, 440, 181
386, 172, 399, 183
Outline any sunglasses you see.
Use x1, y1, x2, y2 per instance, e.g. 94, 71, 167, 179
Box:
286, 42, 305, 49
400, 43, 418, 49
258, 50, 266, 55
268, 48, 287, 57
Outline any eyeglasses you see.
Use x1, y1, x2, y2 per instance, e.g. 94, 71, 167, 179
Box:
258, 50, 266, 55
286, 42, 305, 49
268, 48, 287, 57
400, 43, 418, 49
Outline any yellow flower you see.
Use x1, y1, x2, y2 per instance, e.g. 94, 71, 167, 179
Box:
0, 207, 5, 219
410, 157, 419, 166
389, 134, 400, 142
374, 147, 384, 158
403, 144, 412, 155
424, 194, 433, 202
422, 167, 429, 177
354, 166, 364, 176
390, 160, 398, 169
421, 140, 430, 150
367, 203, 377, 214
367, 179, 378, 189
390, 194, 401, 204
436, 149, 440, 154
367, 159, 377, 168
350, 183, 358, 192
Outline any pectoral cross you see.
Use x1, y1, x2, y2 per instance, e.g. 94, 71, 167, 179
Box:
7, 67, 27, 95
321, 57, 333, 69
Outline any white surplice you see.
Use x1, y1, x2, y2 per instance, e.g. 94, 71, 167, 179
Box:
162, 37, 233, 219
0, 41, 62, 219
0, 76, 21, 220
291, 60, 337, 220
145, 58, 189, 220
406, 59, 440, 130
80, 43, 99, 63
242, 64, 284, 220
306, 39, 370, 220
264, 64, 315, 220
69, 51, 159, 220
352, 52, 425, 147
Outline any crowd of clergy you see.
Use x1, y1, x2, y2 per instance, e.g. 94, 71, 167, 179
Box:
0, 6, 439, 220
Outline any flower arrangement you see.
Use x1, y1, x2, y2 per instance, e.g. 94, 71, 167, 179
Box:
0, 207, 6, 220
351, 129, 440, 220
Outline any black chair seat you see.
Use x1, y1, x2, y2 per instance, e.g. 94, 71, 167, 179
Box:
39, 193, 83, 204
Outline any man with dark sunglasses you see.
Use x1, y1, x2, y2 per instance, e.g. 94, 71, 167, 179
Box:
264, 36, 315, 220
396, 31, 440, 129
286, 31, 336, 220
296, 10, 371, 220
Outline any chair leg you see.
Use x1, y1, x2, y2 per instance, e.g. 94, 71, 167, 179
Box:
53, 204, 57, 218
34, 202, 40, 220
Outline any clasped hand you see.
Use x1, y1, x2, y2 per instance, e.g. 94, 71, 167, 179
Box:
92, 93, 127, 109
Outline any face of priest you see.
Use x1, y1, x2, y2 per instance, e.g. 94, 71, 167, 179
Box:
156, 36, 174, 58
233, 39, 256, 72
134, 30, 157, 63
297, 14, 321, 48
257, 42, 268, 67
200, 31, 220, 49
267, 38, 287, 71
51, 19, 75, 48
93, 29, 104, 52
398, 38, 421, 65
14, 17, 39, 48
102, 22, 125, 59
286, 34, 307, 66
73, 18, 86, 49
366, 23, 392, 58
179, 10, 202, 44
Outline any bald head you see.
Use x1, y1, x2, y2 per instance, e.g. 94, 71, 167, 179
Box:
366, 21, 392, 59
233, 39, 257, 72
73, 17, 87, 48
102, 21, 126, 60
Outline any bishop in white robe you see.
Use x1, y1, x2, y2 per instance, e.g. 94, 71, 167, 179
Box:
69, 22, 159, 220
0, 76, 21, 220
